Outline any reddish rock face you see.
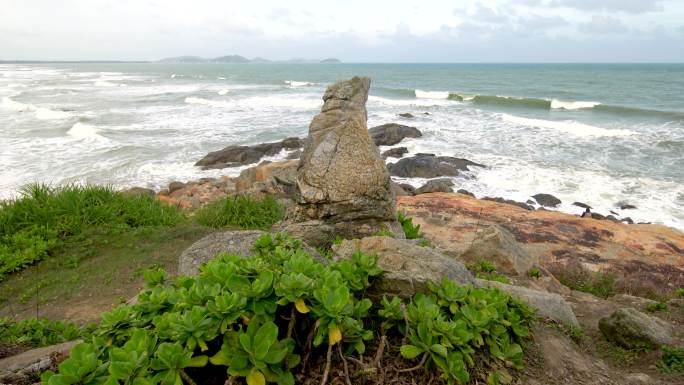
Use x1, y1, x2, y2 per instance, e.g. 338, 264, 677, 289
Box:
397, 193, 684, 292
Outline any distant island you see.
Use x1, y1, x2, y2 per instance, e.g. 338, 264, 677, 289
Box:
158, 55, 341, 64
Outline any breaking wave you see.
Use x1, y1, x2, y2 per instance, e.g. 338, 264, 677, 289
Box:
501, 114, 636, 137
1, 96, 72, 120
67, 122, 107, 141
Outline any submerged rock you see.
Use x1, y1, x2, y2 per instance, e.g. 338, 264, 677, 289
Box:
195, 137, 303, 170
398, 112, 414, 118
414, 178, 454, 195
532, 193, 562, 208
599, 308, 676, 349
281, 76, 401, 245
387, 153, 485, 178
369, 123, 422, 146
333, 236, 474, 297
381, 147, 408, 159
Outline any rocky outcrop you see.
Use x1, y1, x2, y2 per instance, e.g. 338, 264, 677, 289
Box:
532, 193, 562, 208
599, 308, 676, 349
397, 193, 684, 293
387, 153, 485, 178
482, 196, 534, 211
281, 77, 400, 246
194, 137, 303, 170
476, 279, 580, 328
368, 123, 422, 146
332, 236, 474, 297
381, 147, 408, 159
459, 225, 534, 275
234, 160, 299, 198
414, 178, 454, 195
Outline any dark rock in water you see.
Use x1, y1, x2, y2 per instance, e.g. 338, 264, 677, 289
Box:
423, 112, 430, 115
369, 123, 422, 146
606, 215, 620, 223
285, 150, 302, 160
457, 189, 475, 198
532, 193, 562, 208
387, 153, 485, 178
526, 199, 535, 205
281, 76, 402, 246
168, 181, 186, 193
573, 202, 592, 210
591, 212, 606, 220
399, 183, 416, 194
618, 202, 638, 210
195, 137, 303, 170
610, 210, 619, 216
622, 217, 634, 224
414, 178, 454, 195
482, 197, 534, 211
381, 147, 408, 159
398, 112, 414, 118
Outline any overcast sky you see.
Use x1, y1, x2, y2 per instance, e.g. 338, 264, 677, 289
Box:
1, 0, 683, 62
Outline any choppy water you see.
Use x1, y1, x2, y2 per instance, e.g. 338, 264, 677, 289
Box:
1, 63, 683, 229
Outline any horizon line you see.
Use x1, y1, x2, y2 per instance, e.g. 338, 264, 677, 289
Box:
2, 60, 684, 65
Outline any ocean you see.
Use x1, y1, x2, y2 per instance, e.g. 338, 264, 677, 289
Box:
1, 63, 683, 229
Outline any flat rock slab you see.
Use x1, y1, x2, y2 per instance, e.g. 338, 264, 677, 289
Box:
599, 307, 677, 349
178, 230, 266, 276
476, 279, 580, 328
0, 340, 79, 373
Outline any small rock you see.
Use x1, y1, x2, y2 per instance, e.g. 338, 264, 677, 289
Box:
120, 187, 155, 197
333, 236, 474, 297
398, 112, 414, 118
381, 147, 408, 159
457, 189, 475, 198
369, 123, 422, 146
532, 193, 561, 208
591, 212, 606, 220
414, 178, 454, 195
621, 217, 634, 224
599, 307, 676, 349
573, 202, 592, 210
168, 181, 186, 193
476, 279, 580, 328
388, 153, 485, 178
617, 201, 638, 210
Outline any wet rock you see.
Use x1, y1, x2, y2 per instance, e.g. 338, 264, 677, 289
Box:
168, 181, 186, 193
459, 225, 535, 275
391, 182, 413, 197
599, 307, 676, 349
532, 193, 562, 208
457, 189, 475, 198
573, 202, 592, 210
332, 236, 474, 297
414, 178, 454, 195
381, 147, 408, 159
368, 123, 422, 146
195, 137, 303, 170
617, 201, 637, 210
482, 197, 534, 211
621, 217, 634, 224
387, 153, 485, 178
398, 112, 414, 118
282, 76, 400, 246
476, 279, 580, 328
285, 150, 302, 160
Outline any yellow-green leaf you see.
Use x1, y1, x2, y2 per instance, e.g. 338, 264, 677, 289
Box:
246, 368, 266, 385
328, 324, 342, 345
294, 298, 310, 314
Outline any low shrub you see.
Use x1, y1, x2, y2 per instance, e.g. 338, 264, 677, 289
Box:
645, 302, 668, 313
658, 345, 684, 373
527, 267, 540, 279
195, 194, 284, 230
0, 184, 183, 281
549, 263, 616, 298
467, 259, 511, 284
0, 317, 95, 348
42, 233, 535, 385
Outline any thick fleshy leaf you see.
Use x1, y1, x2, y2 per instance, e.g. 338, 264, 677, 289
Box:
400, 344, 424, 359
246, 368, 266, 385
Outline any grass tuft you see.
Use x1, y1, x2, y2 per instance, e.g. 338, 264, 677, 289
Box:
194, 194, 284, 230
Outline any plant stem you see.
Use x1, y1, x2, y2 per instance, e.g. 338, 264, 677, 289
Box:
373, 334, 387, 368
397, 352, 428, 373
320, 343, 333, 385
286, 306, 296, 339
180, 369, 198, 385
338, 344, 352, 385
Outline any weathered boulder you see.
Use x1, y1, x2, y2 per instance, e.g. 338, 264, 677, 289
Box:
332, 236, 474, 297
235, 160, 299, 198
179, 230, 323, 276
610, 294, 657, 310
476, 279, 580, 328
0, 340, 78, 373
282, 76, 400, 245
195, 137, 303, 170
414, 178, 454, 195
387, 153, 484, 178
391, 182, 413, 197
599, 308, 676, 349
459, 225, 535, 275
369, 123, 422, 146
381, 147, 408, 159
532, 193, 562, 208
120, 187, 155, 197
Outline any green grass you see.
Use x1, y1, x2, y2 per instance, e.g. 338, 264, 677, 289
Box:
0, 317, 95, 348
527, 267, 541, 278
397, 211, 421, 239
467, 258, 511, 284
195, 194, 284, 230
658, 345, 684, 373
0, 184, 183, 281
645, 302, 669, 313
596, 339, 642, 367
551, 264, 617, 298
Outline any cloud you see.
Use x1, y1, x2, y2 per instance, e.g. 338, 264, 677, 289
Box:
550, 0, 664, 14
578, 15, 631, 34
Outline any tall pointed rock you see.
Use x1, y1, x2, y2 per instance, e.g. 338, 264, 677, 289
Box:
282, 76, 400, 245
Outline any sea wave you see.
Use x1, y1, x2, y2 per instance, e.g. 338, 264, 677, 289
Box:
501, 114, 636, 137
415, 89, 450, 99
1, 96, 72, 120
185, 96, 232, 108
550, 99, 601, 110
95, 80, 126, 87
67, 122, 108, 141
217, 89, 230, 96
284, 80, 317, 87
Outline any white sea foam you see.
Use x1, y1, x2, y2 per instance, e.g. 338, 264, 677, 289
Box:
184, 97, 232, 108
95, 80, 125, 87
284, 80, 317, 87
415, 89, 450, 99
217, 77, 227, 80
550, 99, 601, 110
501, 114, 635, 137
218, 89, 230, 96
368, 95, 452, 107
1, 96, 71, 120
67, 122, 107, 141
